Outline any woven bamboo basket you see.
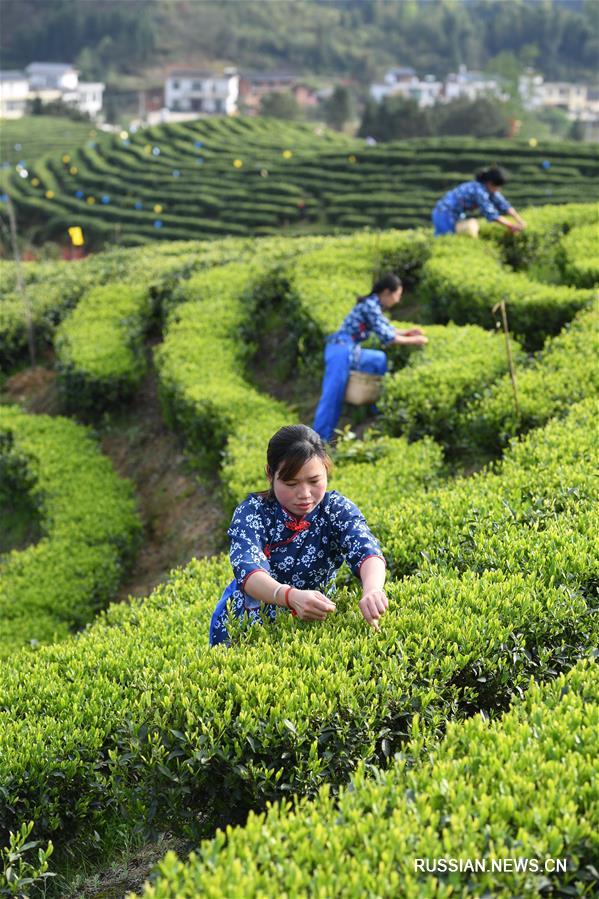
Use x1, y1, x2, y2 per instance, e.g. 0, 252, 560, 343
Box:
456, 217, 479, 238
344, 371, 383, 405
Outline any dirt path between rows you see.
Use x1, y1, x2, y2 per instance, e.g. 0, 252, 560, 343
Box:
2, 359, 224, 603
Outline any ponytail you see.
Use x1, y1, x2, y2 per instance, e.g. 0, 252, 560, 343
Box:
356, 271, 402, 304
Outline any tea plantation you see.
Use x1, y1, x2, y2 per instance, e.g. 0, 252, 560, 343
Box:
0, 200, 597, 897
4, 116, 599, 247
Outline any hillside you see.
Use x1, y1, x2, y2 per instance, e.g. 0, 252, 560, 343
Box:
2, 0, 597, 85
0, 202, 597, 896
5, 116, 599, 248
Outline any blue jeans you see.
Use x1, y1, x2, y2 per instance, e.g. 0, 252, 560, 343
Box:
432, 206, 456, 237
209, 578, 281, 647
312, 338, 387, 442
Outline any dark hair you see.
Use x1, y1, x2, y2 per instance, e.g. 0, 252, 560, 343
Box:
475, 165, 508, 186
356, 271, 402, 304
263, 424, 332, 498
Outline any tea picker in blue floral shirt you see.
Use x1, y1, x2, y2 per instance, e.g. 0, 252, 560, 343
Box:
312, 272, 428, 443
432, 166, 527, 237
209, 424, 389, 646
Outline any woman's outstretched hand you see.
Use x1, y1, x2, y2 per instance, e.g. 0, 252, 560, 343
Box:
394, 333, 428, 346
289, 588, 336, 621
359, 588, 389, 630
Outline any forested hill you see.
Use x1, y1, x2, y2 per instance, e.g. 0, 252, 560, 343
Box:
2, 0, 597, 84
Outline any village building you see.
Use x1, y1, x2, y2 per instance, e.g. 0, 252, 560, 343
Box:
0, 63, 104, 119
238, 72, 319, 113
0, 70, 30, 118
164, 68, 239, 115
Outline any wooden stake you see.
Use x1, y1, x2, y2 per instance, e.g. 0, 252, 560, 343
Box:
492, 298, 519, 419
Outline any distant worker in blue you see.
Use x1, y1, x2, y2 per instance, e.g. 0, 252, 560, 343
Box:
209, 424, 389, 646
312, 273, 428, 443
432, 166, 526, 237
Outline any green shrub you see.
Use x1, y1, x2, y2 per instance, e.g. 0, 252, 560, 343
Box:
420, 235, 595, 350
459, 304, 599, 453
557, 222, 599, 288
54, 282, 152, 413
0, 402, 595, 853
481, 202, 599, 274
155, 260, 294, 509
136, 659, 599, 899
379, 323, 522, 447
0, 406, 141, 657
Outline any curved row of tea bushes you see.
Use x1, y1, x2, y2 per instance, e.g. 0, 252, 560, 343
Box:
459, 304, 599, 453
379, 323, 522, 447
332, 434, 444, 516
558, 223, 599, 289
0, 238, 256, 374
0, 401, 595, 853
419, 235, 595, 351
137, 659, 599, 899
54, 282, 153, 414
9, 114, 598, 247
0, 406, 141, 657
372, 398, 598, 585
481, 201, 599, 273
0, 258, 105, 370
155, 259, 295, 508
286, 230, 432, 339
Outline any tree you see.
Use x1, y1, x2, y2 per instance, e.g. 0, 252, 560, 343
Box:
358, 97, 432, 141
325, 85, 353, 131
435, 98, 508, 138
568, 119, 586, 141
357, 98, 378, 139
260, 91, 301, 120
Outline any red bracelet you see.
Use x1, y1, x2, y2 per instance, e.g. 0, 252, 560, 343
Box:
284, 586, 297, 616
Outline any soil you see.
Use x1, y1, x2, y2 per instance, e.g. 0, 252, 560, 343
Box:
98, 368, 224, 601
1, 362, 61, 414
62, 835, 193, 899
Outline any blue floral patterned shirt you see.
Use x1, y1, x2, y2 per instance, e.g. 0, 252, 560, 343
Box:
228, 490, 384, 615
333, 294, 397, 346
435, 181, 511, 223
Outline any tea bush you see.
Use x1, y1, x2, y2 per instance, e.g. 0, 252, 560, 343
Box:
379, 323, 522, 446
0, 406, 141, 657
6, 117, 598, 247
419, 235, 595, 350
557, 222, 599, 289
136, 659, 599, 899
0, 401, 595, 853
54, 282, 153, 414
459, 304, 599, 452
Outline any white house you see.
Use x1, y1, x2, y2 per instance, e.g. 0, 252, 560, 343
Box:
165, 68, 239, 115
443, 65, 506, 103
371, 70, 443, 107
0, 70, 30, 118
26, 62, 79, 92
63, 81, 105, 119
540, 81, 589, 116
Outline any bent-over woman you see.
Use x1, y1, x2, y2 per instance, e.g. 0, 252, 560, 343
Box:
209, 425, 389, 646
432, 166, 526, 237
312, 273, 427, 443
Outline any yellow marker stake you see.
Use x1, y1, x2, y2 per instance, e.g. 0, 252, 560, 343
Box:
68, 226, 84, 247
